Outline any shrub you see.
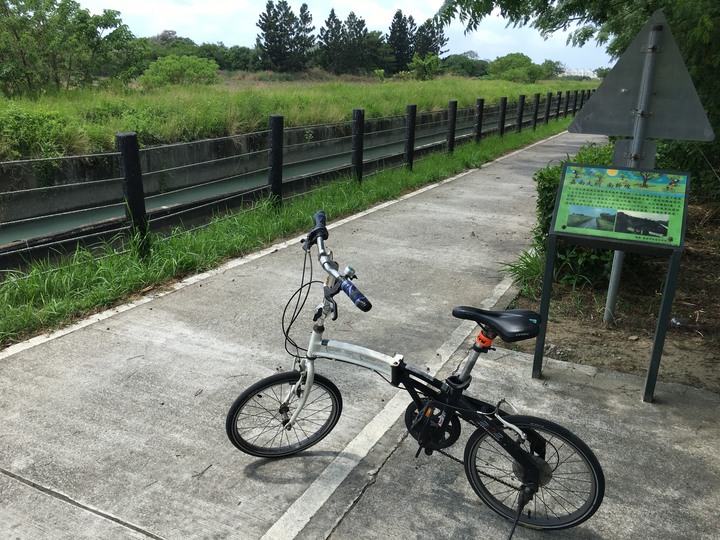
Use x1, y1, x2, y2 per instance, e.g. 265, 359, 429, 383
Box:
138, 55, 221, 89
408, 54, 441, 81
504, 142, 615, 295
0, 105, 89, 160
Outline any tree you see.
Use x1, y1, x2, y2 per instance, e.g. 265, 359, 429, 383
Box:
255, 1, 288, 71
540, 59, 565, 79
488, 52, 544, 82
0, 0, 140, 95
318, 9, 344, 73
438, 0, 720, 200
387, 9, 416, 73
138, 54, 220, 89
255, 1, 314, 72
442, 52, 489, 77
226, 46, 256, 71
408, 54, 441, 80
318, 11, 381, 75
291, 3, 315, 70
413, 18, 448, 58
341, 12, 369, 73
197, 42, 229, 70
146, 30, 198, 59
364, 31, 395, 74
594, 66, 611, 79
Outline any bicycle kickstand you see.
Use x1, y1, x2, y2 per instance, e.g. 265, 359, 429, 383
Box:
506, 485, 533, 540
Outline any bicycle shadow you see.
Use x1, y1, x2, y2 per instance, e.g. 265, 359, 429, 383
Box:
242, 450, 346, 484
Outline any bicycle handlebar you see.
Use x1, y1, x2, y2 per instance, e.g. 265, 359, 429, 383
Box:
305, 210, 372, 313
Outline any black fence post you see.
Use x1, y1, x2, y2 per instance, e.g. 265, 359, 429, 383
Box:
352, 108, 365, 183
579, 89, 586, 109
531, 93, 540, 130
563, 91, 571, 117
555, 91, 562, 120
405, 104, 417, 170
474, 98, 484, 142
572, 90, 579, 115
516, 94, 526, 133
447, 100, 457, 154
116, 132, 149, 253
268, 115, 284, 204
544, 92, 552, 124
499, 96, 508, 136
531, 94, 540, 131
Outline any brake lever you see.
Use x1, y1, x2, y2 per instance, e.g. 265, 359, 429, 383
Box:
323, 284, 341, 321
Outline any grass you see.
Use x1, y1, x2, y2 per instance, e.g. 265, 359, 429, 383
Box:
0, 76, 597, 160
0, 118, 572, 348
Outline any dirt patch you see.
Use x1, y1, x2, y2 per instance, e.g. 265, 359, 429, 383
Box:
508, 203, 720, 395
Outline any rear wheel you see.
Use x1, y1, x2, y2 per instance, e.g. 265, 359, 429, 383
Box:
464, 415, 604, 530
226, 371, 342, 458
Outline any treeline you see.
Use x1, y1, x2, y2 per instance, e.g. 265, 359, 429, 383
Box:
0, 0, 580, 97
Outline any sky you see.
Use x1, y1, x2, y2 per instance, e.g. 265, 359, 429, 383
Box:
76, 0, 613, 70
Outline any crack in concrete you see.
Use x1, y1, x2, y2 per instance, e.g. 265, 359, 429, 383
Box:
0, 467, 167, 540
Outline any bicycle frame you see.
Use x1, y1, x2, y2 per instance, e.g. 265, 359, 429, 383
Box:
286, 306, 542, 477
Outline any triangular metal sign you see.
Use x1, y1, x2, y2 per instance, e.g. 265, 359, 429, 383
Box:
569, 10, 714, 141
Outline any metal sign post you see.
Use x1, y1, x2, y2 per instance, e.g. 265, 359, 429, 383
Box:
603, 21, 663, 325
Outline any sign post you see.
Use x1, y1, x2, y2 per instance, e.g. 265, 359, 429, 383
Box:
532, 163, 691, 401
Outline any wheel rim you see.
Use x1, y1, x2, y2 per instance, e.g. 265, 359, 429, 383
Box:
233, 377, 338, 454
469, 425, 599, 528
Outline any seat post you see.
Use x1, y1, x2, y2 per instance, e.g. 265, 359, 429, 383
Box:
457, 347, 482, 382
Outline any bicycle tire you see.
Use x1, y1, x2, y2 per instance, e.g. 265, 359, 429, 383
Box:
226, 371, 342, 458
464, 415, 604, 530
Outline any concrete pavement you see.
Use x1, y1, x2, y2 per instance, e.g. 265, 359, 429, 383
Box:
1, 132, 718, 540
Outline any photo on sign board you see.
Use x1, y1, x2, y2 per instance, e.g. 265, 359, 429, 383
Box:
566, 206, 617, 232
614, 211, 669, 238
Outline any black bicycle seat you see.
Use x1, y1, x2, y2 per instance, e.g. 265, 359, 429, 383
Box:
452, 306, 541, 342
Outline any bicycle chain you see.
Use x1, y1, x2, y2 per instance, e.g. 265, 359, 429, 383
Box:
436, 449, 520, 492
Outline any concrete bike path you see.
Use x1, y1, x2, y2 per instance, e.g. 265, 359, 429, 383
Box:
0, 131, 661, 540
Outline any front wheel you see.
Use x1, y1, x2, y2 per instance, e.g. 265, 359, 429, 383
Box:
226, 371, 342, 458
464, 415, 604, 530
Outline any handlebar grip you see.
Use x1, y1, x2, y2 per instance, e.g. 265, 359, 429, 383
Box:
314, 211, 326, 228
303, 210, 329, 251
341, 279, 372, 312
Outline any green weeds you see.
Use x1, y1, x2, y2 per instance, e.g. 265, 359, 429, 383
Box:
0, 78, 597, 160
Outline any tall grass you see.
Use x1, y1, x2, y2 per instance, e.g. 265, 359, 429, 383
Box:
0, 119, 572, 347
0, 77, 596, 160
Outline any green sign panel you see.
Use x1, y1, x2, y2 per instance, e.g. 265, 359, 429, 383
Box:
551, 163, 690, 251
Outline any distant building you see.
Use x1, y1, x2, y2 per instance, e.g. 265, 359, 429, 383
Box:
562, 68, 597, 78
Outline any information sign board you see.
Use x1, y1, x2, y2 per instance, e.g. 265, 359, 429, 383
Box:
550, 163, 690, 251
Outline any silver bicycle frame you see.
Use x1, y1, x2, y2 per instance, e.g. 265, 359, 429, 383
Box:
284, 325, 404, 428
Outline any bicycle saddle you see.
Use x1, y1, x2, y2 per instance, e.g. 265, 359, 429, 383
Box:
452, 306, 541, 342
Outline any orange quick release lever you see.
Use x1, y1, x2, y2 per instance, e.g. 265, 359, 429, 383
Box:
475, 330, 494, 348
